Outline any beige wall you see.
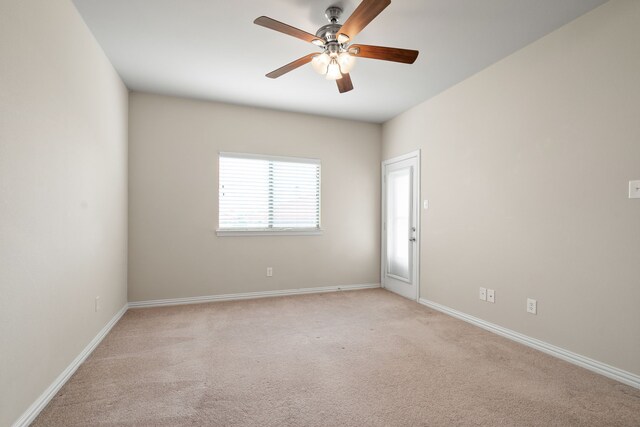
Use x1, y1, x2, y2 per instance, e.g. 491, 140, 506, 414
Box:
383, 0, 640, 375
0, 1, 128, 425
128, 93, 381, 302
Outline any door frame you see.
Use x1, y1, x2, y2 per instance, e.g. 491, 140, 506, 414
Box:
381, 150, 421, 301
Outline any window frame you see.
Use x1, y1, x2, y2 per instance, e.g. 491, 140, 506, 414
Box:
216, 152, 322, 237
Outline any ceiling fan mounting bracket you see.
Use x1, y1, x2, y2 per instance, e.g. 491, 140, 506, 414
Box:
325, 6, 343, 23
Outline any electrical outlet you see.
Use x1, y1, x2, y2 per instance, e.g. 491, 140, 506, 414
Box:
527, 298, 537, 314
266, 267, 273, 277
95, 296, 100, 312
479, 287, 487, 301
487, 289, 495, 303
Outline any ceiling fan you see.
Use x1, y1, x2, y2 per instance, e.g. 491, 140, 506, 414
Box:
254, 0, 419, 94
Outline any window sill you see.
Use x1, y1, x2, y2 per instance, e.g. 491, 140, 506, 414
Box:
216, 229, 323, 237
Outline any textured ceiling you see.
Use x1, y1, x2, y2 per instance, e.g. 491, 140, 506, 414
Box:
73, 0, 607, 123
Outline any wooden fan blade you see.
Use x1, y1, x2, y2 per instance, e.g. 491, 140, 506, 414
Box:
350, 44, 419, 64
337, 0, 391, 41
266, 53, 317, 79
337, 73, 354, 93
254, 16, 320, 44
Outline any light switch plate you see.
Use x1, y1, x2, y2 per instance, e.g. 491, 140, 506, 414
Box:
487, 289, 495, 303
423, 199, 429, 210
629, 180, 640, 199
479, 287, 487, 301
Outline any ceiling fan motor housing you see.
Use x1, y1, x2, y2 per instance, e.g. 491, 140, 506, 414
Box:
316, 7, 344, 43
316, 23, 342, 43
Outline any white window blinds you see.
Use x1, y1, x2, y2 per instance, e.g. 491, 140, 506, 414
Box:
218, 152, 321, 233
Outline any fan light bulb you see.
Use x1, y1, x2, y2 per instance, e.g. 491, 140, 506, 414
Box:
311, 53, 330, 75
338, 52, 355, 74
312, 39, 325, 47
325, 59, 343, 80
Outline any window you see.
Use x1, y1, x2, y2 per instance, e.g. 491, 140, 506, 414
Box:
217, 152, 321, 236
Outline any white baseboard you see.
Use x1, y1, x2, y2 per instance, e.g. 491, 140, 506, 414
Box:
11, 304, 129, 427
418, 298, 640, 389
128, 283, 381, 308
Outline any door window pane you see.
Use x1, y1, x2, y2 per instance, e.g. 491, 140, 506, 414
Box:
386, 167, 411, 280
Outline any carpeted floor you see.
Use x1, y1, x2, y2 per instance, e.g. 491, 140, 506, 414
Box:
33, 289, 640, 426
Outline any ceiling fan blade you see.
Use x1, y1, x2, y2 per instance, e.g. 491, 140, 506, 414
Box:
254, 16, 320, 44
266, 53, 317, 79
337, 73, 354, 93
350, 44, 419, 64
337, 0, 391, 41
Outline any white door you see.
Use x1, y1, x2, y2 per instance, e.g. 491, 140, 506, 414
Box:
382, 151, 420, 300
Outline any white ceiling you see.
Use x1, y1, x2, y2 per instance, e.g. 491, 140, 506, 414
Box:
73, 0, 607, 123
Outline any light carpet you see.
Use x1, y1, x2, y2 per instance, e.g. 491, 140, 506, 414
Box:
33, 289, 640, 426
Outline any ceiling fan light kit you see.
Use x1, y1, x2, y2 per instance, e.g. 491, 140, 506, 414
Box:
326, 59, 343, 80
254, 0, 419, 94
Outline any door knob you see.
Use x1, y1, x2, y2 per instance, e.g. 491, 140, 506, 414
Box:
409, 237, 416, 242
